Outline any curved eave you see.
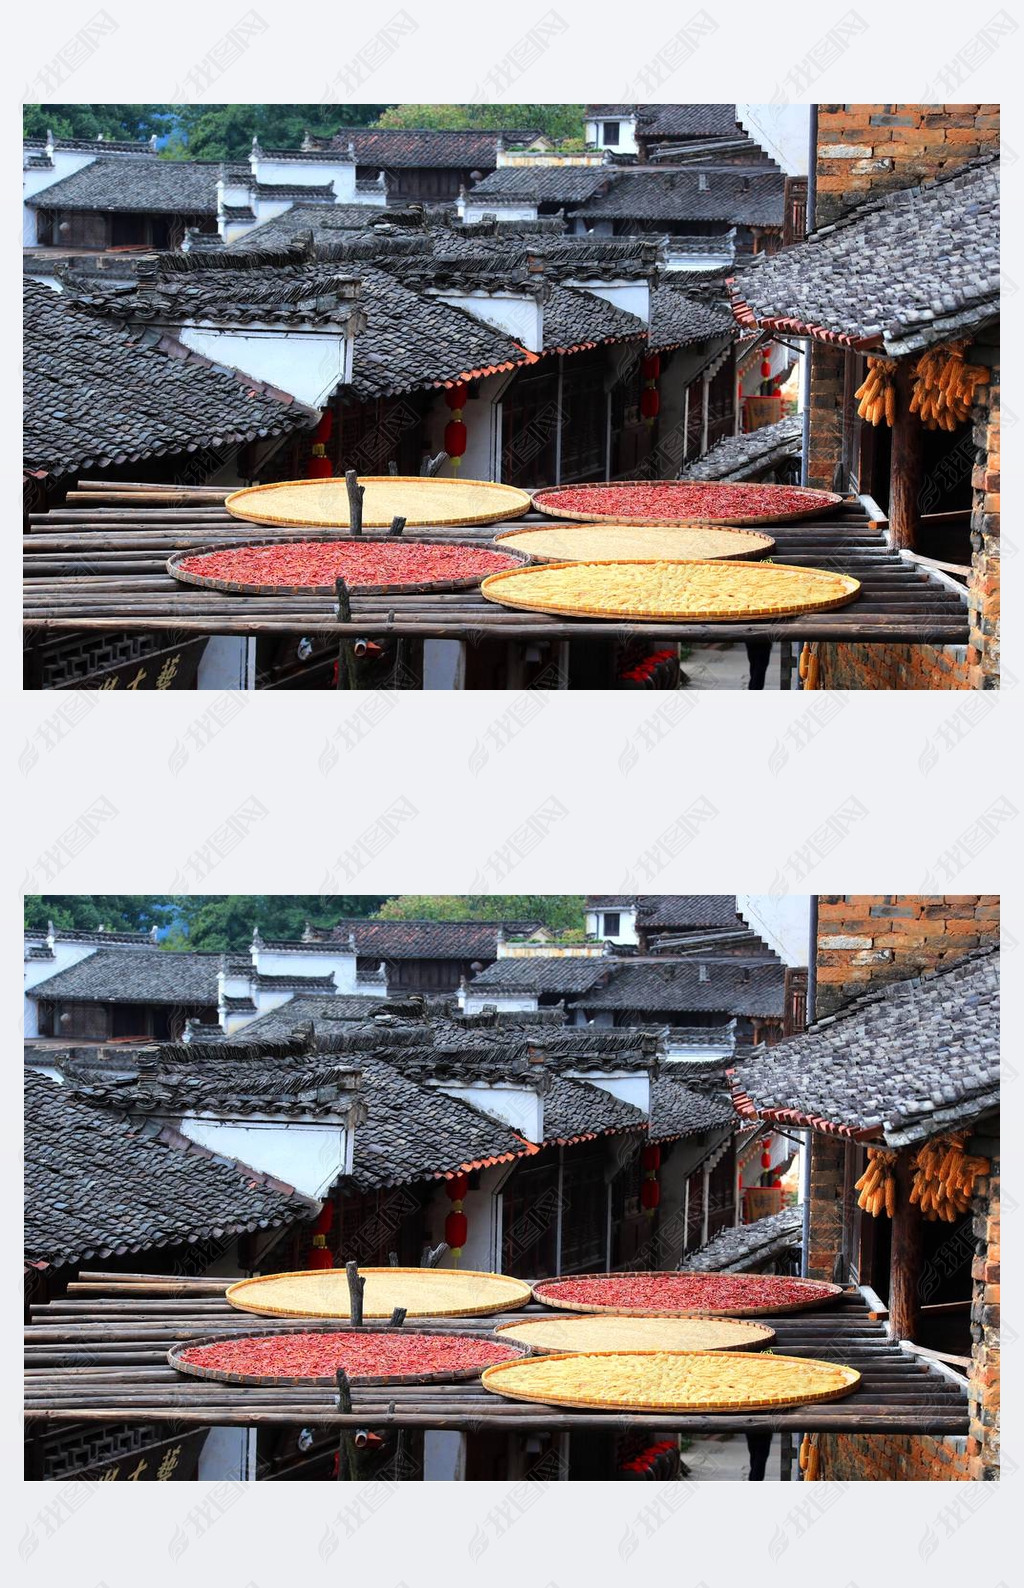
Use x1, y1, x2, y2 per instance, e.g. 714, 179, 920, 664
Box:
727, 1072, 881, 1141
729, 291, 882, 352
541, 331, 648, 357
24, 1207, 309, 1270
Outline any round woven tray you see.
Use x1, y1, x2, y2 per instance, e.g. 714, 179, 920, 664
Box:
225, 1267, 534, 1320
532, 481, 845, 527
493, 522, 775, 564
480, 560, 861, 623
168, 1326, 528, 1387
225, 477, 533, 530
532, 1272, 845, 1318
494, 1314, 776, 1354
167, 539, 527, 596
481, 1350, 861, 1414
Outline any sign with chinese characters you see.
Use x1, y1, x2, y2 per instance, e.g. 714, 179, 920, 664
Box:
92, 639, 206, 692
85, 1430, 206, 1482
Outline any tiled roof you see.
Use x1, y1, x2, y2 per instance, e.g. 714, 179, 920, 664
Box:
68, 260, 362, 328
24, 1071, 314, 1269
571, 960, 785, 1017
543, 1074, 646, 1142
586, 106, 741, 140
23, 278, 315, 480
27, 158, 220, 214
338, 919, 540, 961
332, 128, 540, 168
686, 1206, 802, 1271
66, 1057, 362, 1118
467, 166, 614, 204
227, 994, 386, 1040
224, 203, 394, 250
29, 948, 220, 1005
636, 896, 741, 931
649, 1073, 738, 1141
649, 279, 737, 350
684, 414, 803, 481
543, 284, 646, 352
732, 157, 1000, 356
467, 957, 611, 996
733, 946, 999, 1145
343, 267, 531, 400
576, 168, 785, 225
346, 1057, 533, 1190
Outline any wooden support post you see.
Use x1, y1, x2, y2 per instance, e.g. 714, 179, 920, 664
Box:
388, 1251, 400, 1267
388, 460, 399, 475
421, 1242, 448, 1268
779, 1430, 793, 1479
390, 1307, 407, 1328
889, 1151, 924, 1342
345, 469, 364, 535
388, 516, 406, 536
335, 1368, 358, 1480
345, 1260, 365, 1327
889, 360, 923, 551
334, 578, 359, 691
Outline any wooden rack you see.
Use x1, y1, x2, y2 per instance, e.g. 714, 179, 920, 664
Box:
25, 1274, 969, 1438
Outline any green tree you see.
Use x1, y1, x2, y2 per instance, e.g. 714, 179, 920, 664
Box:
169, 896, 391, 952
375, 104, 584, 141
23, 896, 177, 934
166, 104, 392, 161
374, 896, 585, 931
23, 105, 176, 143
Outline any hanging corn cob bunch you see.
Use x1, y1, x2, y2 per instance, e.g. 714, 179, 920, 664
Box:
909, 341, 990, 431
855, 357, 898, 426
855, 1147, 898, 1217
909, 1134, 990, 1221
799, 1432, 821, 1480
798, 642, 820, 690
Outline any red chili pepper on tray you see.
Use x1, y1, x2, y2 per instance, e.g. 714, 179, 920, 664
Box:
538, 483, 836, 521
535, 1273, 837, 1312
176, 542, 520, 590
178, 1332, 521, 1381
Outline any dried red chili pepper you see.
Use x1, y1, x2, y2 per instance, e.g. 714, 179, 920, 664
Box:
178, 1331, 521, 1381
176, 542, 520, 590
535, 1273, 837, 1313
537, 483, 837, 523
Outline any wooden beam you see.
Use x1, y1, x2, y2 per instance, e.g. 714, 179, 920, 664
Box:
888, 361, 923, 550
889, 1151, 924, 1341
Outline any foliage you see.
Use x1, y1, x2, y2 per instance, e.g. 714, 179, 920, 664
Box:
162, 104, 391, 161
166, 896, 389, 951
24, 896, 177, 934
23, 105, 177, 143
375, 105, 585, 141
374, 896, 586, 930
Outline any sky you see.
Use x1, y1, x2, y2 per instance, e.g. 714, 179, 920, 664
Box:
737, 103, 811, 175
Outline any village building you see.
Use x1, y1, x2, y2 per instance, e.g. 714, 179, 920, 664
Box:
731, 105, 1000, 689
729, 894, 1000, 1480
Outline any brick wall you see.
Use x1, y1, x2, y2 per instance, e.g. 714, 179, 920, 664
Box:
815, 104, 1000, 226
968, 1153, 999, 1478
805, 106, 1000, 689
805, 1133, 844, 1283
818, 1432, 970, 1481
815, 895, 999, 1017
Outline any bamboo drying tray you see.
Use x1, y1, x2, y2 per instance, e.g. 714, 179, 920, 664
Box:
480, 560, 861, 622
169, 1326, 527, 1387
481, 1350, 861, 1414
494, 1314, 776, 1354
225, 1268, 533, 1320
166, 539, 527, 597
225, 477, 533, 529
532, 1272, 845, 1318
532, 481, 845, 527
493, 522, 775, 563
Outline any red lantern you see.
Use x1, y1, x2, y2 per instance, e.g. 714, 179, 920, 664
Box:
641, 1143, 661, 1173
761, 1149, 772, 1170
307, 447, 332, 479
445, 1210, 468, 1252
640, 387, 660, 421
446, 1173, 469, 1201
760, 350, 773, 379
444, 419, 468, 459
772, 1177, 783, 1190
307, 1231, 333, 1269
641, 353, 661, 381
444, 383, 469, 411
311, 409, 333, 446
313, 1202, 334, 1236
640, 1178, 661, 1212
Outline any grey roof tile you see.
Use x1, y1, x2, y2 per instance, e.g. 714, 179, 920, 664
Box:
684, 414, 802, 481
30, 948, 221, 1005
576, 167, 785, 225
733, 946, 999, 1144
27, 158, 221, 214
733, 157, 1000, 355
571, 960, 785, 1016
24, 1071, 313, 1268
468, 957, 611, 996
649, 1072, 738, 1140
686, 1205, 802, 1270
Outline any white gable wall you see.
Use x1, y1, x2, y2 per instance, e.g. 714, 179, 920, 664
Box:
565, 1069, 650, 1115
430, 290, 543, 353
434, 1082, 543, 1144
180, 1113, 354, 1198
737, 894, 811, 967
176, 321, 353, 406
